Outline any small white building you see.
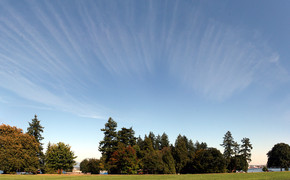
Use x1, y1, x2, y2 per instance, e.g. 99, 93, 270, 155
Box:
100, 170, 108, 175
71, 167, 82, 174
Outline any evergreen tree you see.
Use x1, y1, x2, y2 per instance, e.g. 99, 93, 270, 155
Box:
239, 137, 253, 163
143, 135, 154, 151
142, 136, 159, 174
161, 147, 176, 174
27, 115, 45, 169
27, 115, 44, 144
220, 131, 235, 160
195, 141, 208, 151
148, 132, 156, 150
117, 127, 137, 146
99, 117, 118, 163
155, 134, 161, 150
45, 142, 76, 174
233, 142, 240, 156
136, 136, 144, 150
173, 135, 189, 173
160, 132, 169, 149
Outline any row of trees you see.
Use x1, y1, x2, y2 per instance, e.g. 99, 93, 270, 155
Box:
0, 115, 76, 174
80, 118, 253, 174
1, 115, 288, 174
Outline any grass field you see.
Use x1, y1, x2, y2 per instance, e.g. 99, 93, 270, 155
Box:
0, 172, 290, 180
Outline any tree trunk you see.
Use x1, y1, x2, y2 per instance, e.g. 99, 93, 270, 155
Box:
280, 167, 282, 171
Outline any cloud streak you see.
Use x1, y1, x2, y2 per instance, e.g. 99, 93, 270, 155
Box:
166, 18, 286, 100
0, 0, 288, 118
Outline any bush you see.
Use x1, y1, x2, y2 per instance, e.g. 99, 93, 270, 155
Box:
262, 166, 268, 172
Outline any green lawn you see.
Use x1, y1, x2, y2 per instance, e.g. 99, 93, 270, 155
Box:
0, 172, 289, 180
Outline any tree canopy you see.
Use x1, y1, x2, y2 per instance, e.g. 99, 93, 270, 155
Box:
45, 142, 77, 174
80, 158, 101, 174
267, 143, 290, 171
0, 124, 39, 174
191, 148, 226, 173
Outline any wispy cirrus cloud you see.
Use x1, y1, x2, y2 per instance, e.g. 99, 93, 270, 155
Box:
165, 17, 288, 101
0, 0, 288, 116
0, 70, 107, 119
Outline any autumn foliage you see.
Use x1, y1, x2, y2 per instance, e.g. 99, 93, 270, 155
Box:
0, 124, 40, 174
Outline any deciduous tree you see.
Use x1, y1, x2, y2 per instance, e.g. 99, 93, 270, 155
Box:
0, 124, 39, 173
80, 159, 89, 173
267, 143, 290, 171
191, 148, 226, 173
80, 158, 101, 174
109, 143, 138, 174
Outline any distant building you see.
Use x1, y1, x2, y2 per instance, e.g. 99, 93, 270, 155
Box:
66, 167, 82, 174
100, 170, 108, 175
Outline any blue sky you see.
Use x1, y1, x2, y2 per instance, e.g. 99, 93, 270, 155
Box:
0, 0, 289, 165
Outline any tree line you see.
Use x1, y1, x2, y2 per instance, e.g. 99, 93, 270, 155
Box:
81, 117, 254, 174
0, 116, 289, 174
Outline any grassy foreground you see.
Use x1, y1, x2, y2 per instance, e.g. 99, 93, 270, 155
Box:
0, 172, 290, 180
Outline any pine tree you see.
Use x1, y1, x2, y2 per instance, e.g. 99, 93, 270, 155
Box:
220, 131, 235, 160
99, 117, 118, 163
173, 135, 189, 173
136, 136, 144, 150
233, 142, 240, 156
239, 138, 253, 163
117, 127, 137, 146
161, 147, 176, 174
155, 134, 161, 150
142, 135, 159, 174
160, 133, 169, 149
27, 115, 44, 170
148, 132, 156, 150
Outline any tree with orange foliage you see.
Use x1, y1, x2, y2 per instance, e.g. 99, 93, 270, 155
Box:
0, 124, 40, 174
